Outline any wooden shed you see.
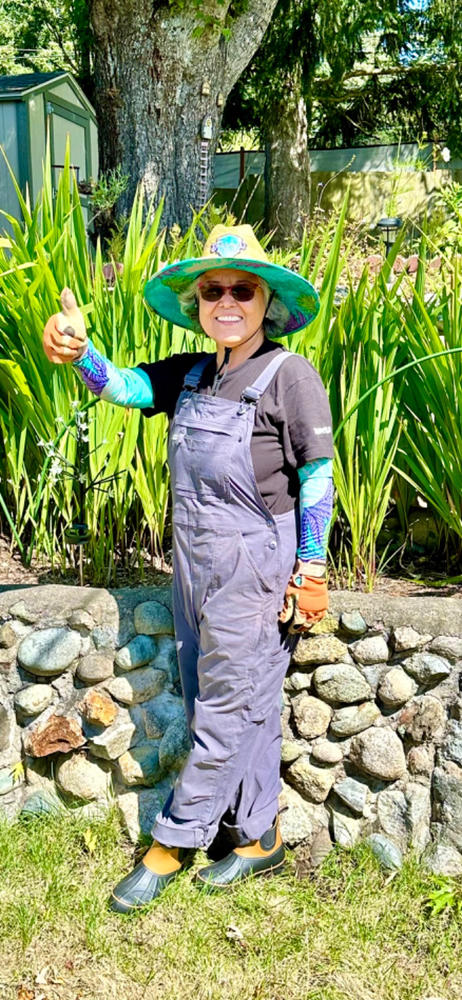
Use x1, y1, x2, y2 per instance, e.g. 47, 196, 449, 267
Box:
0, 70, 98, 227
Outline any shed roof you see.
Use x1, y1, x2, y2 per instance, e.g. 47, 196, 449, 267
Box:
0, 71, 67, 97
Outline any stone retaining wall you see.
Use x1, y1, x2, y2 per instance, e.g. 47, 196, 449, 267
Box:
0, 585, 461, 875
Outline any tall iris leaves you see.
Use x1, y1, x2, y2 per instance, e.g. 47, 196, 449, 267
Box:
0, 155, 460, 585
0, 144, 207, 579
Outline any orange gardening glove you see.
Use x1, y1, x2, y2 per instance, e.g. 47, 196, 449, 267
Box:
279, 567, 328, 633
43, 288, 87, 364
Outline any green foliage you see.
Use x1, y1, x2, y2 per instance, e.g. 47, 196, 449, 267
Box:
0, 0, 88, 79
0, 144, 206, 581
90, 167, 129, 216
425, 877, 462, 917
225, 0, 462, 154
0, 157, 461, 586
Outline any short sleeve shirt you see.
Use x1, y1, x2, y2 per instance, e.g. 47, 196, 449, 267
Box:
139, 339, 333, 515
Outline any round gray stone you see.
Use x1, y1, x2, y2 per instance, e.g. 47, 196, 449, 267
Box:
114, 634, 158, 672
143, 692, 186, 739
106, 667, 167, 706
14, 684, 54, 717
429, 636, 462, 662
292, 635, 350, 668
87, 708, 138, 760
378, 667, 418, 708
56, 753, 112, 803
18, 628, 81, 676
76, 652, 114, 685
116, 742, 162, 786
330, 701, 381, 737
340, 611, 367, 637
402, 652, 451, 685
91, 626, 117, 651
313, 664, 372, 704
366, 833, 403, 870
291, 693, 332, 739
422, 842, 462, 876
281, 737, 312, 763
350, 635, 390, 665
286, 756, 337, 802
21, 789, 62, 818
391, 626, 432, 654
311, 738, 343, 765
334, 777, 368, 815
134, 601, 174, 636
284, 671, 312, 693
441, 721, 462, 767
331, 808, 361, 847
350, 727, 406, 780
377, 788, 408, 850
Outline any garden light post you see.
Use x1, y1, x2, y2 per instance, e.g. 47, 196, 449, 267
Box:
377, 216, 403, 257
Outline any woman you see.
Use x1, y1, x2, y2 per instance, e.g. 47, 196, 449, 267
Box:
43, 224, 333, 912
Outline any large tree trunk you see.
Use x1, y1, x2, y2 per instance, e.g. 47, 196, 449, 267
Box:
90, 0, 278, 229
264, 70, 311, 246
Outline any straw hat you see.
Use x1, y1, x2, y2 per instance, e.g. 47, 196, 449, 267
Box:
144, 224, 319, 337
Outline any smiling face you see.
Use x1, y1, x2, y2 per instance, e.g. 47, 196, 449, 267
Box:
197, 268, 267, 353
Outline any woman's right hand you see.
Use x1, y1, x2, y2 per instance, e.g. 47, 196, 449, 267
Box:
43, 288, 88, 364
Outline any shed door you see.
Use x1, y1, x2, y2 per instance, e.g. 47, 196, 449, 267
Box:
50, 107, 88, 188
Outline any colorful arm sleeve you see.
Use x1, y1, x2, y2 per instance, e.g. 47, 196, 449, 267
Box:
73, 339, 154, 408
297, 458, 333, 562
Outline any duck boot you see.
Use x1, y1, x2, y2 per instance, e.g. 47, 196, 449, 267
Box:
196, 819, 285, 890
110, 842, 186, 914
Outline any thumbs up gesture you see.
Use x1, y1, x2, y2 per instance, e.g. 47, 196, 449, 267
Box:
43, 288, 88, 364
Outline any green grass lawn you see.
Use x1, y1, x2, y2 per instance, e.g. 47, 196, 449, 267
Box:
0, 809, 460, 1000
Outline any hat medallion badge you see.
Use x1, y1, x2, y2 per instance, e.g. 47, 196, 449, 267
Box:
210, 234, 247, 258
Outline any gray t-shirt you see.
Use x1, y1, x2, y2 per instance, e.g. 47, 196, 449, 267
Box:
140, 340, 333, 514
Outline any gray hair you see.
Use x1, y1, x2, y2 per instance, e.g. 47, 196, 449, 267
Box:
178, 274, 290, 338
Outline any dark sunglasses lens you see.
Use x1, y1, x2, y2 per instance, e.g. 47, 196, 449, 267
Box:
232, 285, 256, 301
200, 285, 223, 301
199, 283, 258, 302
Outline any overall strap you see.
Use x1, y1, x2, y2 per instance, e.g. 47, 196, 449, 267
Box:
240, 351, 293, 405
182, 356, 211, 391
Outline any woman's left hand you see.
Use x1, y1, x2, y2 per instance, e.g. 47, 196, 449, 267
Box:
279, 559, 328, 633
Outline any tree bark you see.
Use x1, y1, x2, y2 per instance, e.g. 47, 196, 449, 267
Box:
89, 0, 278, 229
264, 70, 311, 246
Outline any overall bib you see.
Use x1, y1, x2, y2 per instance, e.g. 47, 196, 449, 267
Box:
152, 352, 298, 849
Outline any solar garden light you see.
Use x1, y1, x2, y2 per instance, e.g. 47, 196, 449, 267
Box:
377, 216, 403, 258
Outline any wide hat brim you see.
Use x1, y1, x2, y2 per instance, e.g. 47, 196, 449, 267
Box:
143, 256, 320, 337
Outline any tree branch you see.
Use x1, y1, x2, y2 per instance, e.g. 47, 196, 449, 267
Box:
223, 0, 279, 91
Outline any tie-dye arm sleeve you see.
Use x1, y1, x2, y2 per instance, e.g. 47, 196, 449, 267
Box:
297, 458, 333, 562
73, 339, 154, 408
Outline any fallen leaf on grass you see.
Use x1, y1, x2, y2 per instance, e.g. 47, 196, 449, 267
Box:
17, 987, 35, 1000
82, 827, 98, 855
35, 966, 65, 987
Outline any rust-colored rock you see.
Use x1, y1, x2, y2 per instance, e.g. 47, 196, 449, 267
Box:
79, 689, 118, 727
23, 714, 85, 757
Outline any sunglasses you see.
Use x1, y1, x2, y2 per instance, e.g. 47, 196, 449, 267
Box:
197, 281, 260, 302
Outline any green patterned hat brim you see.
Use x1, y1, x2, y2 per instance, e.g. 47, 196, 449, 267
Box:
143, 256, 320, 337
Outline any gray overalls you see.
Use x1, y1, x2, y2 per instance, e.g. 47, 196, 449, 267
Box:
152, 352, 297, 849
